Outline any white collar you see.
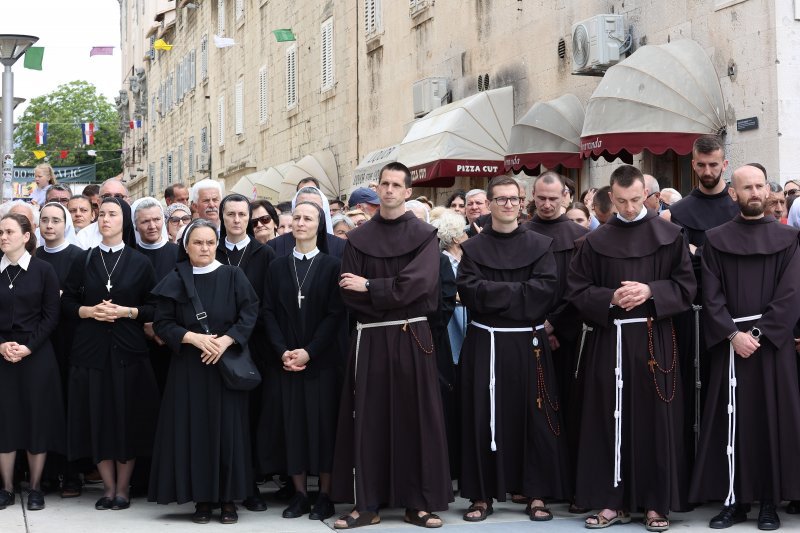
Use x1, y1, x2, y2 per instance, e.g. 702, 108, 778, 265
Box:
225, 235, 250, 250
99, 241, 125, 253
193, 260, 222, 274
44, 241, 70, 253
292, 247, 320, 260
616, 205, 648, 224
0, 251, 32, 272
138, 238, 167, 250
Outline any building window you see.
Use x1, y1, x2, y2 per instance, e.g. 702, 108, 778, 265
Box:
286, 44, 297, 110
160, 157, 165, 192
320, 18, 334, 92
218, 95, 225, 146
190, 48, 196, 88
149, 35, 156, 60
217, 0, 226, 35
410, 0, 428, 15
200, 35, 208, 81
148, 162, 155, 195
235, 80, 244, 135
167, 151, 173, 184
365, 0, 382, 37
235, 0, 244, 21
188, 136, 195, 175
177, 144, 183, 182
258, 65, 268, 124
201, 127, 208, 154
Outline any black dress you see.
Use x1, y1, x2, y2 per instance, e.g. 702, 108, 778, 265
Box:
61, 245, 160, 463
260, 252, 346, 476
148, 264, 260, 504
0, 256, 65, 454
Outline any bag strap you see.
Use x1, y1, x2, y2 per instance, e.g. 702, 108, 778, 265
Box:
177, 263, 211, 334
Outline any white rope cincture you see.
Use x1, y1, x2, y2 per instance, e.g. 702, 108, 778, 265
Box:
351, 316, 428, 506
612, 317, 649, 488
471, 321, 544, 452
725, 313, 762, 506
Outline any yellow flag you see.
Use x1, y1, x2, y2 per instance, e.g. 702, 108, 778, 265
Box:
154, 39, 173, 51
33, 150, 46, 159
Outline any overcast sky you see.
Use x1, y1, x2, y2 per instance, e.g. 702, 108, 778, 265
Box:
2, 0, 121, 119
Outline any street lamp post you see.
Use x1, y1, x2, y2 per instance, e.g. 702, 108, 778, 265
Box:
0, 34, 39, 202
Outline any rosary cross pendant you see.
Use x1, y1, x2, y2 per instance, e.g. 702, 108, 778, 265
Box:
106, 279, 113, 292
297, 290, 305, 308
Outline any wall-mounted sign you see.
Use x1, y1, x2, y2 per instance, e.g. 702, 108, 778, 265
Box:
736, 117, 759, 132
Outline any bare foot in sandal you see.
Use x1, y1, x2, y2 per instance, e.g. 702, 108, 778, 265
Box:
645, 510, 669, 532
528, 498, 553, 521
585, 508, 631, 529
333, 509, 380, 529
463, 500, 493, 522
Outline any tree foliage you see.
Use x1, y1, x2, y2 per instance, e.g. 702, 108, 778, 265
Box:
14, 80, 121, 181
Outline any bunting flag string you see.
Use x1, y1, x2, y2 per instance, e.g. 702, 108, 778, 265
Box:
154, 39, 173, 51
213, 35, 237, 48
89, 46, 114, 57
129, 119, 142, 129
35, 122, 47, 145
81, 123, 95, 145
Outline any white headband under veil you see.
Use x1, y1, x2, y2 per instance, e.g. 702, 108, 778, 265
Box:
131, 196, 169, 248
40, 202, 79, 246
291, 185, 334, 234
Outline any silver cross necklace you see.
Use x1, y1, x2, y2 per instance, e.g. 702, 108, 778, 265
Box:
292, 253, 317, 308
100, 247, 124, 292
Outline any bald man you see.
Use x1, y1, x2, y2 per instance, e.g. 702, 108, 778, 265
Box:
643, 175, 663, 213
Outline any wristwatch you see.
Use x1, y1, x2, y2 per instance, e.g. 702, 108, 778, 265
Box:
127, 308, 134, 319
365, 280, 370, 291
749, 326, 761, 340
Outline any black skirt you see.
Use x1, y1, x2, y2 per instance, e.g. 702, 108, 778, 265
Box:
67, 358, 159, 462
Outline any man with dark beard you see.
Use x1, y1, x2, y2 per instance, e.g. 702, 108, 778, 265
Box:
661, 135, 739, 470
690, 165, 800, 530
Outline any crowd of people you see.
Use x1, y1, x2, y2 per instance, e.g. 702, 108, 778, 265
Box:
1, 135, 799, 532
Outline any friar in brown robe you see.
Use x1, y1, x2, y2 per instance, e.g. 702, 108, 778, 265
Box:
690, 165, 800, 530
566, 165, 696, 530
332, 163, 452, 529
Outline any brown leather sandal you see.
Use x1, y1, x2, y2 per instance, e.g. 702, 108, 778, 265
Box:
404, 509, 443, 528
463, 501, 494, 522
333, 511, 381, 529
528, 502, 553, 521
585, 510, 631, 529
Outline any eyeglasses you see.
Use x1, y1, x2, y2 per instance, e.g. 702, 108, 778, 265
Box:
492, 196, 521, 206
785, 189, 800, 197
47, 197, 70, 205
250, 215, 272, 227
100, 193, 127, 200
167, 215, 192, 224
646, 192, 659, 199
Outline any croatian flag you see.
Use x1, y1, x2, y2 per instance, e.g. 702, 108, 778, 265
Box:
81, 122, 95, 145
129, 119, 142, 129
35, 122, 47, 145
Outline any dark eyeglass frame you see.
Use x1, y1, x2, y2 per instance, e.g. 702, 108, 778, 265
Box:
167, 215, 192, 224
100, 192, 128, 200
48, 197, 70, 205
784, 189, 800, 197
492, 196, 522, 206
250, 215, 273, 227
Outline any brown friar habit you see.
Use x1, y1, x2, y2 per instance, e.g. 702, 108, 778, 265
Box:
458, 223, 570, 502
330, 211, 453, 513
566, 209, 696, 515
524, 214, 590, 479
690, 216, 800, 505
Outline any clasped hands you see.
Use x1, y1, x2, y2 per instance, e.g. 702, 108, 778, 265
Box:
0, 342, 31, 363
183, 332, 235, 364
82, 300, 130, 322
611, 281, 652, 311
731, 332, 760, 358
282, 349, 310, 372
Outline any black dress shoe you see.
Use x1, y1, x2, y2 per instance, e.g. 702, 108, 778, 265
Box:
758, 502, 780, 531
95, 496, 113, 510
220, 502, 238, 524
710, 503, 748, 529
282, 492, 311, 518
111, 496, 130, 510
0, 489, 15, 510
309, 492, 335, 520
242, 493, 267, 512
27, 490, 45, 511
192, 502, 213, 524
786, 501, 800, 514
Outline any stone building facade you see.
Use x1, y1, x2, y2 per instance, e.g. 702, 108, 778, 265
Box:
117, 0, 800, 202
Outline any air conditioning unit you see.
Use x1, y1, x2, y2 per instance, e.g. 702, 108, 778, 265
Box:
412, 77, 449, 118
571, 14, 625, 74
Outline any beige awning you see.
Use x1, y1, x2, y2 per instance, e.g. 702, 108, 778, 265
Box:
580, 39, 725, 161
282, 150, 342, 200
352, 144, 398, 191
396, 86, 514, 187
506, 93, 584, 175
230, 162, 295, 203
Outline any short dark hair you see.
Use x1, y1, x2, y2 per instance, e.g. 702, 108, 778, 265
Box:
486, 176, 520, 200
609, 165, 646, 189
250, 199, 279, 228
567, 201, 591, 219
45, 184, 71, 201
164, 183, 188, 202
296, 177, 321, 190
379, 162, 412, 188
446, 190, 466, 207
69, 194, 92, 204
533, 171, 566, 193
82, 184, 100, 197
593, 186, 614, 214
275, 201, 292, 214
746, 162, 767, 181
1, 213, 36, 256
693, 135, 725, 158
329, 199, 345, 209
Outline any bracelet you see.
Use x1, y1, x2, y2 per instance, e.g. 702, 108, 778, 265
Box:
727, 331, 739, 342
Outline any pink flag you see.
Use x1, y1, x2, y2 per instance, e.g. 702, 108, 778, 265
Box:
89, 47, 114, 57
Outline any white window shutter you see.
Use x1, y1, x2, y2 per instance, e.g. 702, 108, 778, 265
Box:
218, 95, 225, 146
217, 0, 226, 35
190, 49, 196, 88
321, 18, 334, 91
167, 151, 173, 184
235, 80, 244, 135
258, 65, 268, 124
200, 36, 208, 81
286, 45, 297, 109
177, 144, 183, 182
188, 137, 195, 175
235, 0, 244, 20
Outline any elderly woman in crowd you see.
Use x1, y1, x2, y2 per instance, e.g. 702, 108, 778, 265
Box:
148, 219, 259, 524
165, 203, 192, 244
250, 199, 280, 244
345, 209, 369, 228
331, 214, 355, 239
406, 200, 431, 223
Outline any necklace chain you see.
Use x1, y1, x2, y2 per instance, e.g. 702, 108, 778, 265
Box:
100, 247, 124, 292
292, 251, 318, 308
225, 242, 248, 267
5, 267, 22, 289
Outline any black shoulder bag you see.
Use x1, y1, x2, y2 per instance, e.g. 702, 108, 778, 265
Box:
178, 265, 261, 391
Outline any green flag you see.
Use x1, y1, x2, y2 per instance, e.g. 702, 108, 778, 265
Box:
272, 29, 296, 42
23, 47, 44, 70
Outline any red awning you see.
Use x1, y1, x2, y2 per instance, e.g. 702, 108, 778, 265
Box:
410, 159, 506, 188
580, 39, 725, 162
